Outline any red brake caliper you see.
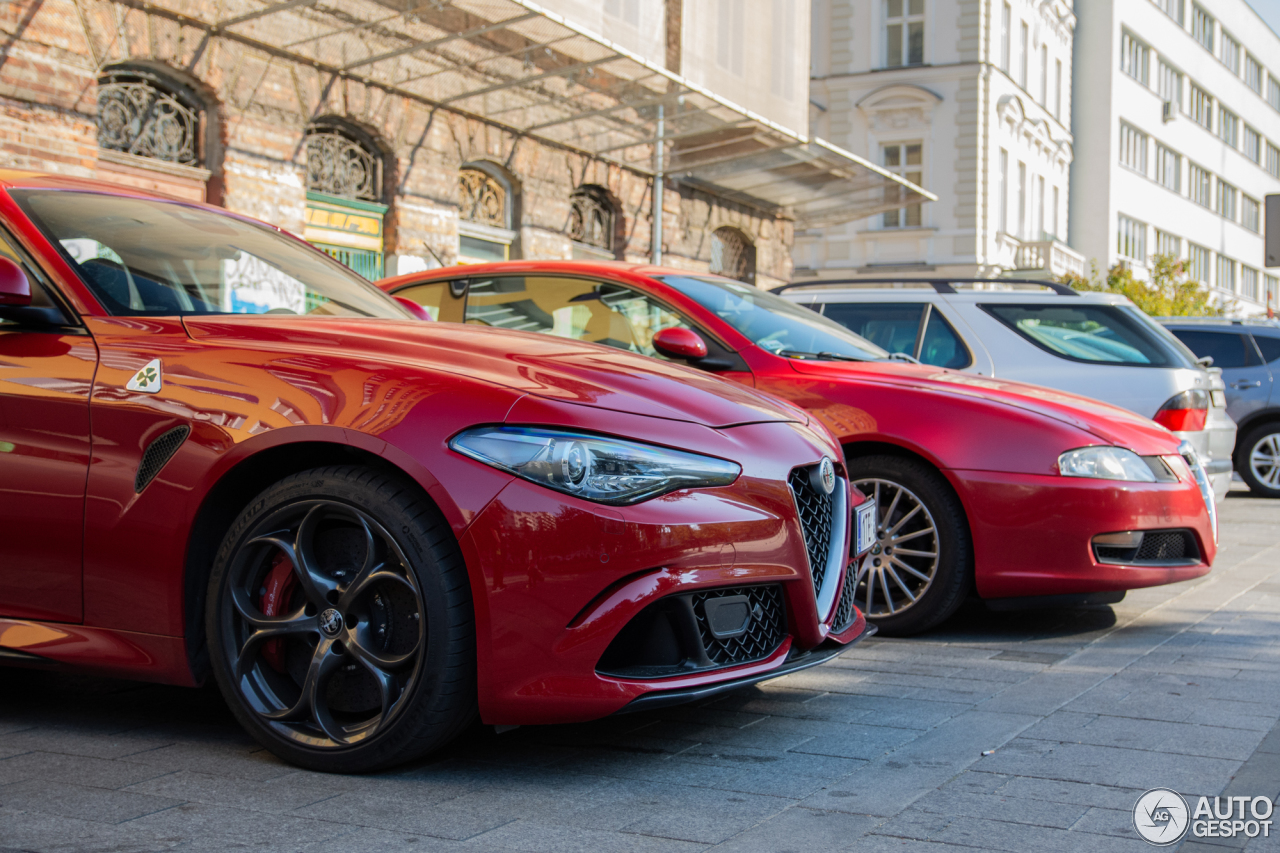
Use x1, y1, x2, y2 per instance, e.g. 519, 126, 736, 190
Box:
259, 550, 297, 673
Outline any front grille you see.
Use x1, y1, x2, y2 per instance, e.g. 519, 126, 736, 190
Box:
1137, 532, 1190, 561
832, 568, 859, 634
692, 585, 786, 666
1093, 529, 1199, 566
789, 467, 835, 597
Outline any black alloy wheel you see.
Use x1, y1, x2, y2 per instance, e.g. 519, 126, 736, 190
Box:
1238, 423, 1280, 498
846, 454, 972, 636
207, 465, 475, 773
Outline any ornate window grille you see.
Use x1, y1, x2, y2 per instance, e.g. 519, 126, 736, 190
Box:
710, 227, 756, 284
305, 130, 381, 202
569, 187, 614, 251
96, 74, 201, 166
459, 168, 508, 229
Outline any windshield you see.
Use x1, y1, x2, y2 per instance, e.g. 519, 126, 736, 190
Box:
655, 275, 888, 361
12, 190, 406, 319
981, 303, 1195, 367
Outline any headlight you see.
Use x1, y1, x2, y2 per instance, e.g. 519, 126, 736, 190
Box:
449, 426, 741, 505
1058, 446, 1157, 482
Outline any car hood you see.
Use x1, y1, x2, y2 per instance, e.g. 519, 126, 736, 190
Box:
184, 317, 799, 428
787, 358, 1180, 451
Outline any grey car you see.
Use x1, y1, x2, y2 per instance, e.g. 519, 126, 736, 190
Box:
1160, 319, 1280, 497
776, 280, 1236, 501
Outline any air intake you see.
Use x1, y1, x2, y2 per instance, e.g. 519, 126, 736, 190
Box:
135, 426, 190, 493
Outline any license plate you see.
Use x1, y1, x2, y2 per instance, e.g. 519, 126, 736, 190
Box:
855, 499, 877, 555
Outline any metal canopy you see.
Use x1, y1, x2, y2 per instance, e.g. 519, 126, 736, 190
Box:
158, 0, 936, 227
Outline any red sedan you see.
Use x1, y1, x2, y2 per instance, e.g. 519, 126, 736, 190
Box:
383, 261, 1218, 635
0, 174, 873, 772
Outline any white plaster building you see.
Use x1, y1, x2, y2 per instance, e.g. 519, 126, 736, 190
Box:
798, 0, 1082, 280
1071, 0, 1280, 314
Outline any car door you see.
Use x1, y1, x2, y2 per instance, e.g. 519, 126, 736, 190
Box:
0, 227, 95, 622
1168, 329, 1272, 424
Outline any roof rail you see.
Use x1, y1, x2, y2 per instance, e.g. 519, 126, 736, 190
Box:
772, 277, 1081, 297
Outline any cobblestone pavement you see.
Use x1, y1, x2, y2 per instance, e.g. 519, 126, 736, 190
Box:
1, 487, 1278, 853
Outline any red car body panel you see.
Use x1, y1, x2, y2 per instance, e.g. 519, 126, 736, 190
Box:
382, 260, 1215, 602
0, 174, 867, 720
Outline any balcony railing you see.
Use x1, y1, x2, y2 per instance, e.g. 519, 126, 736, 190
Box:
1012, 239, 1086, 279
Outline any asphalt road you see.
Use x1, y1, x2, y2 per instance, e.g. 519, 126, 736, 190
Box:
1, 485, 1278, 853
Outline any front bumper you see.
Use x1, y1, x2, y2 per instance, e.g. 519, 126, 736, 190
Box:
455, 419, 867, 725
949, 469, 1214, 601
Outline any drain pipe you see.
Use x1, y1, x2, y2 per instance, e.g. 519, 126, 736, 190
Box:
651, 103, 664, 265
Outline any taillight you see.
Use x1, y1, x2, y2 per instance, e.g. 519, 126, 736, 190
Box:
1154, 389, 1208, 432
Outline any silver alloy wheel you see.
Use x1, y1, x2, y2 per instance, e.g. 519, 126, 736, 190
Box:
1249, 431, 1280, 490
852, 478, 940, 618
222, 500, 425, 749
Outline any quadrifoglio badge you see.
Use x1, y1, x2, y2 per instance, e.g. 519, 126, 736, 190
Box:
1134, 789, 1275, 845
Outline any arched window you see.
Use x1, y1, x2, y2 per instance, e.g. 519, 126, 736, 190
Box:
96, 67, 203, 166
458, 164, 516, 263
305, 124, 382, 203
569, 186, 615, 253
710, 227, 756, 284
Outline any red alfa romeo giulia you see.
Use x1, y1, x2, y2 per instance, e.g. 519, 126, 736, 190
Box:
383, 261, 1218, 635
0, 174, 874, 772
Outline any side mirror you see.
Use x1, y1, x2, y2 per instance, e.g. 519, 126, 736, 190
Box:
393, 295, 433, 321
0, 257, 31, 307
652, 327, 708, 360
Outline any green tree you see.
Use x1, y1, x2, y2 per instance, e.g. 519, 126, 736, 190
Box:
1059, 254, 1226, 317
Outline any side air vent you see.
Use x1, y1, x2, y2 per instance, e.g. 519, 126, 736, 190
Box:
135, 426, 190, 493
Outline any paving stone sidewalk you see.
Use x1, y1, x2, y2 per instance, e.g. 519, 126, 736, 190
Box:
1, 488, 1277, 853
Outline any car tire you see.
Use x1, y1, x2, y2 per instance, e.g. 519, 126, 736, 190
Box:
206, 465, 476, 773
846, 454, 972, 636
1238, 423, 1280, 498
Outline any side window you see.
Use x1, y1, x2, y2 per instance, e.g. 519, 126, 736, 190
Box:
1169, 330, 1257, 368
817, 302, 924, 355
465, 276, 691, 358
919, 310, 972, 369
393, 281, 466, 322
0, 230, 68, 328
1252, 334, 1280, 365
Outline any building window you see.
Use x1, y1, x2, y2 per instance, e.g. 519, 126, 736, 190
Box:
1244, 195, 1261, 232
1117, 214, 1147, 263
1189, 162, 1212, 207
1036, 175, 1045, 237
1270, 75, 1280, 111
1119, 122, 1148, 174
1244, 126, 1262, 163
882, 142, 923, 227
568, 186, 615, 253
303, 121, 387, 280
1018, 21, 1028, 88
1156, 230, 1181, 258
710, 227, 755, 284
1155, 144, 1181, 191
1269, 142, 1280, 178
1000, 3, 1011, 73
96, 69, 203, 166
1158, 61, 1182, 111
1219, 31, 1241, 75
1243, 266, 1259, 300
1246, 55, 1264, 94
1217, 107, 1239, 147
305, 128, 382, 202
1121, 32, 1149, 86
458, 165, 515, 263
1188, 243, 1210, 282
1017, 160, 1027, 238
716, 0, 745, 75
1192, 4, 1214, 52
1039, 45, 1048, 105
885, 0, 924, 68
771, 0, 797, 98
1052, 185, 1060, 238
1189, 83, 1212, 129
1267, 275, 1279, 308
1054, 59, 1063, 119
1217, 255, 1236, 292
1156, 0, 1185, 25
998, 148, 1009, 232
1217, 179, 1238, 220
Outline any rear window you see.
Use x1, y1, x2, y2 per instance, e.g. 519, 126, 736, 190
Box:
981, 303, 1187, 367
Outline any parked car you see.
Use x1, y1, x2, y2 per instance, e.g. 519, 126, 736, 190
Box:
382, 262, 1218, 636
774, 279, 1236, 503
1160, 318, 1280, 497
0, 174, 876, 773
